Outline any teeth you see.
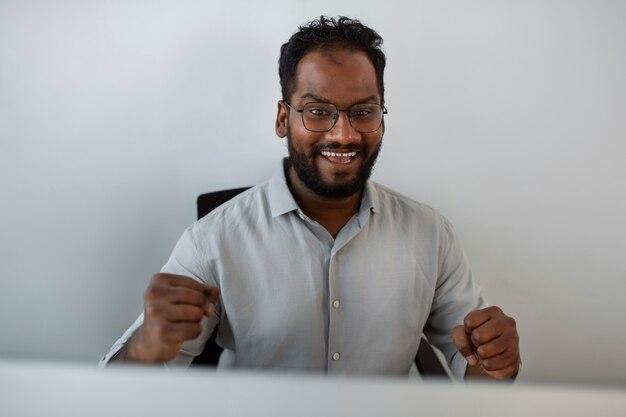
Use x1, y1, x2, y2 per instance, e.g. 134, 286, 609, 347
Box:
321, 151, 357, 158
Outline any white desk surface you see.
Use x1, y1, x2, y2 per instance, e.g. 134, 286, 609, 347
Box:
1, 360, 625, 417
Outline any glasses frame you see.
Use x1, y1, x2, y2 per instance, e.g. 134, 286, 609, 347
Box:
284, 101, 388, 133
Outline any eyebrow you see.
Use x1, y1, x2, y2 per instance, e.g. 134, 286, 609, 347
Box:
299, 92, 380, 105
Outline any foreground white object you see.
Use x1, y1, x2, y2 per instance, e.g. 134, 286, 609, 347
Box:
1, 360, 625, 417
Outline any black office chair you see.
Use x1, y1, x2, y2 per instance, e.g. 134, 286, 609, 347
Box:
191, 187, 451, 379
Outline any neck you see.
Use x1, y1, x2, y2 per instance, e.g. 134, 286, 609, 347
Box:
286, 165, 362, 238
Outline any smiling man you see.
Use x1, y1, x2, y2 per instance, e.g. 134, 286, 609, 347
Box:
101, 16, 520, 380
278, 47, 385, 238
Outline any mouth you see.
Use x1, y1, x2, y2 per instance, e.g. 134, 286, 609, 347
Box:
320, 150, 358, 165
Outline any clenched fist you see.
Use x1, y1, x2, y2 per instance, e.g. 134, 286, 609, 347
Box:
122, 273, 219, 363
452, 306, 520, 379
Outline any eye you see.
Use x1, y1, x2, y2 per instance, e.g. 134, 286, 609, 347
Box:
351, 109, 372, 118
305, 104, 334, 118
308, 108, 331, 116
351, 106, 377, 119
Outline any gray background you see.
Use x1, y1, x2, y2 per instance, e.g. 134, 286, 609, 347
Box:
1, 0, 624, 385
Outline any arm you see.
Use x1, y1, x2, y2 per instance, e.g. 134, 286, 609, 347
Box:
422, 216, 487, 379
102, 223, 222, 366
423, 216, 519, 380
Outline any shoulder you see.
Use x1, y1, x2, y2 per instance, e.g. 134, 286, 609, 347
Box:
187, 182, 271, 243
369, 181, 446, 226
369, 182, 464, 260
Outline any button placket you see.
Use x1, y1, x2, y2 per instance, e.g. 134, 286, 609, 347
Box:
327, 252, 341, 370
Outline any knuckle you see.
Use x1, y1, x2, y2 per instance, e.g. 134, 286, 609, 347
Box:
150, 274, 164, 285
488, 305, 503, 316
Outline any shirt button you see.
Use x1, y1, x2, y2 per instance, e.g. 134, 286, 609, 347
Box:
332, 300, 340, 309
332, 352, 341, 361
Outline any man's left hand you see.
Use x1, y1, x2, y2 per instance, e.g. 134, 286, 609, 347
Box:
452, 306, 520, 380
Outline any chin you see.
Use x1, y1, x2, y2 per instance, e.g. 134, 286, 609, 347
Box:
312, 177, 364, 198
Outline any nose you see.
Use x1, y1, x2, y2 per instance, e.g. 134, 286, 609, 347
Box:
326, 111, 361, 145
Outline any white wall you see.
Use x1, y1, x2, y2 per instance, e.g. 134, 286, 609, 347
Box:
1, 0, 624, 385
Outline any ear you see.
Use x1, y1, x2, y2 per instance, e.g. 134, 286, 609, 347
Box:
275, 100, 288, 138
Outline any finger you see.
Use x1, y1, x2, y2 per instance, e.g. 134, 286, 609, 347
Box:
204, 301, 216, 317
201, 286, 219, 316
470, 320, 502, 346
452, 325, 478, 366
475, 334, 509, 360
165, 287, 205, 307
483, 362, 520, 380
464, 306, 503, 331
146, 277, 216, 307
168, 304, 205, 323
480, 347, 519, 373
145, 300, 205, 322
471, 314, 517, 347
202, 286, 220, 303
157, 273, 207, 292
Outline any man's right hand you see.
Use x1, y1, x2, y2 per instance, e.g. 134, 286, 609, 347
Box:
122, 273, 220, 363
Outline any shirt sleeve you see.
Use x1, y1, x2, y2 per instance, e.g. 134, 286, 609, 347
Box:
99, 225, 220, 368
423, 216, 488, 381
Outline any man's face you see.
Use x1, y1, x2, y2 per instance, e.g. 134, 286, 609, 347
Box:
276, 49, 384, 198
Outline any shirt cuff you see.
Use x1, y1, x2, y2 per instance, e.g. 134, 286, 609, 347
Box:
449, 351, 468, 381
98, 343, 126, 369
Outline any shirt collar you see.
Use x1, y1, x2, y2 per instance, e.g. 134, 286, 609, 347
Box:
361, 180, 379, 214
268, 160, 300, 218
268, 158, 380, 219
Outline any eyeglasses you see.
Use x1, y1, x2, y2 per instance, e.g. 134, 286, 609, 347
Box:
284, 101, 388, 133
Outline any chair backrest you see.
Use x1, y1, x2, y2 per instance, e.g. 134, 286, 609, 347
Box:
197, 187, 252, 220
192, 187, 450, 379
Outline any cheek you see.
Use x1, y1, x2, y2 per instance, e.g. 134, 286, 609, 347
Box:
364, 133, 383, 150
291, 129, 323, 151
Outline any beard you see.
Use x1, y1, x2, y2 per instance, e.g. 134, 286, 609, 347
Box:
286, 129, 382, 199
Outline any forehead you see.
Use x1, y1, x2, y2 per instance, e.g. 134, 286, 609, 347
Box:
292, 49, 380, 105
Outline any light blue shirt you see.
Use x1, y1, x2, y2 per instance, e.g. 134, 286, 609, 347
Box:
101, 163, 486, 379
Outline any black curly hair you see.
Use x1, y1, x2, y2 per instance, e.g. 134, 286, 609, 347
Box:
278, 16, 386, 103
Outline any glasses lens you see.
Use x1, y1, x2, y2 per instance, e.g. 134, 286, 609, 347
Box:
349, 104, 383, 133
302, 103, 337, 132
